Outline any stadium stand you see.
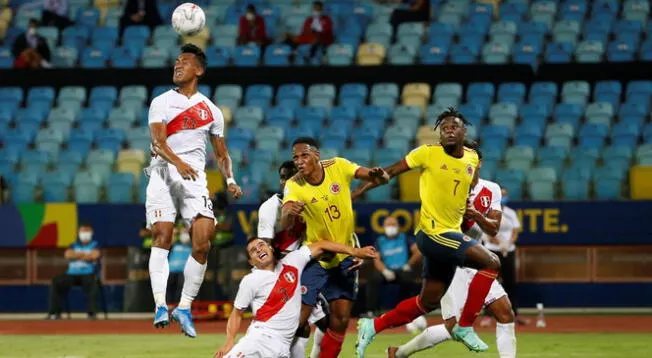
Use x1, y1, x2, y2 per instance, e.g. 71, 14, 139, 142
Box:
1, 78, 650, 204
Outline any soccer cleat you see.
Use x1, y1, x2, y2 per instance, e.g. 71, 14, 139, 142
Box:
153, 306, 169, 328
171, 307, 197, 338
355, 318, 377, 358
451, 324, 489, 352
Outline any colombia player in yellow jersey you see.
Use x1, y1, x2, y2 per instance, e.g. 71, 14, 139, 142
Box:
354, 108, 502, 357
281, 137, 389, 358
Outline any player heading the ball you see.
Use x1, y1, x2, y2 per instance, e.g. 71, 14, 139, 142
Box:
145, 43, 243, 338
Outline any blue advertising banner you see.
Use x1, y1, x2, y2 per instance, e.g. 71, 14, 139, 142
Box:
1, 201, 651, 247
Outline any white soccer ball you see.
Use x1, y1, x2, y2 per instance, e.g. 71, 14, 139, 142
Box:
171, 3, 206, 36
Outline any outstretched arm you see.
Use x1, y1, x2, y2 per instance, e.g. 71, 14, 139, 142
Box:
307, 240, 376, 261
280, 201, 305, 231
214, 308, 245, 358
351, 159, 411, 200
354, 166, 390, 185
210, 135, 242, 199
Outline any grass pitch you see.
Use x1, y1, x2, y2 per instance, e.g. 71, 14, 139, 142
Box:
0, 333, 648, 358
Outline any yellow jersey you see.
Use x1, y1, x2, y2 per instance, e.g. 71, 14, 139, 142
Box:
283, 157, 359, 269
404, 144, 479, 236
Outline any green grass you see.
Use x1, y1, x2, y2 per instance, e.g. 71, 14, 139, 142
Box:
0, 333, 648, 358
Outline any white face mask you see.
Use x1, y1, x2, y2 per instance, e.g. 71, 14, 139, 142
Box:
245, 12, 254, 20
384, 226, 399, 237
312, 11, 320, 17
27, 27, 36, 36
179, 232, 191, 244
79, 231, 93, 243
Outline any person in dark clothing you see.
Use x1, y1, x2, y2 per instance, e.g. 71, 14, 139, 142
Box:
41, 0, 74, 30
237, 5, 269, 46
386, 0, 431, 36
47, 222, 101, 320
11, 19, 51, 69
119, 0, 163, 37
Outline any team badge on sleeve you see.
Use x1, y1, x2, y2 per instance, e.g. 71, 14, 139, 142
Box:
466, 164, 474, 176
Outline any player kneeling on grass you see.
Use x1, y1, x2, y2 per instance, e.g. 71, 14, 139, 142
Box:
214, 238, 376, 358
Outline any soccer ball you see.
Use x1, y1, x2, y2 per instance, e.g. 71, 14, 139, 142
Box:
171, 3, 206, 36
406, 315, 428, 334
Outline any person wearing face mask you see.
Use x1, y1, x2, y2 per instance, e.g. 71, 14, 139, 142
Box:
47, 222, 101, 320
167, 223, 193, 304
237, 5, 270, 47
364, 216, 422, 318
483, 188, 525, 324
284, 1, 334, 61
11, 19, 51, 69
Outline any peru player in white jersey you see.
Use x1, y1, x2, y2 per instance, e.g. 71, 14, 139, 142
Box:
388, 146, 517, 358
146, 44, 243, 338
214, 238, 376, 358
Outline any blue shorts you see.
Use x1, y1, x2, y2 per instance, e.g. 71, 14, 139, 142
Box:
300, 256, 359, 307
416, 231, 478, 283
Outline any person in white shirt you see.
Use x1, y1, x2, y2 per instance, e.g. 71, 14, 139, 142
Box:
388, 145, 517, 358
146, 44, 243, 338
483, 187, 524, 324
214, 238, 376, 358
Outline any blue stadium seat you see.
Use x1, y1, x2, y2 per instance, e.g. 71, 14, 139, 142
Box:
514, 124, 542, 148
234, 46, 261, 67
107, 172, 135, 203
263, 44, 292, 66
42, 175, 70, 202
545, 42, 573, 63
607, 40, 635, 62
205, 46, 231, 67
579, 123, 608, 149
360, 105, 391, 126
245, 85, 274, 108
266, 106, 294, 125
419, 43, 449, 65
296, 106, 328, 124
611, 123, 640, 147
326, 44, 355, 66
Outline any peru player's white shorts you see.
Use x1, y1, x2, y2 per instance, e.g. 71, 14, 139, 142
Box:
441, 267, 507, 321
145, 165, 215, 228
226, 329, 290, 358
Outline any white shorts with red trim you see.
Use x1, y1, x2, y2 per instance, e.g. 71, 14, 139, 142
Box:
145, 165, 215, 228
226, 329, 290, 358
440, 267, 507, 321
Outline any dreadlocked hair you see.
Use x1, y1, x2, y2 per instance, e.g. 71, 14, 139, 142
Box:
434, 106, 472, 129
463, 140, 483, 160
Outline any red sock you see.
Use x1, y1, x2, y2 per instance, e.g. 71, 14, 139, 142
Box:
459, 269, 499, 327
318, 329, 344, 358
373, 296, 428, 333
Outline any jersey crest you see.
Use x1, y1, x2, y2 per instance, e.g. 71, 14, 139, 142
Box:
330, 183, 341, 194
166, 101, 214, 137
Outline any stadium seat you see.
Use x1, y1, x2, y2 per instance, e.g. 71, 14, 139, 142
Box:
107, 172, 135, 203
74, 171, 101, 203
234, 46, 261, 67
326, 44, 355, 66
357, 43, 386, 66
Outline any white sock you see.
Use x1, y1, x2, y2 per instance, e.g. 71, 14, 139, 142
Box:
496, 322, 517, 358
396, 324, 451, 357
148, 247, 169, 308
309, 328, 324, 358
178, 255, 207, 309
290, 336, 308, 358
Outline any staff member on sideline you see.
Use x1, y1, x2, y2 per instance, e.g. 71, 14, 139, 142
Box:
483, 187, 526, 325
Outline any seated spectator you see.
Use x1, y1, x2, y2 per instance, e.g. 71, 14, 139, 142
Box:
237, 5, 270, 47
284, 1, 333, 59
381, 0, 430, 36
11, 19, 51, 69
119, 0, 162, 37
42, 0, 74, 30
167, 224, 191, 304
47, 222, 101, 320
364, 216, 422, 316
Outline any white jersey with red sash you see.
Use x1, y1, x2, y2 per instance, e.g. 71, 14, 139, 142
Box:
233, 246, 312, 346
257, 194, 306, 253
147, 89, 224, 171
461, 178, 502, 240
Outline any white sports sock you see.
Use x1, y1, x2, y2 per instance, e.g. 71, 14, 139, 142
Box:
178, 255, 207, 309
290, 336, 308, 358
309, 328, 324, 358
148, 247, 170, 308
496, 322, 517, 358
396, 324, 451, 357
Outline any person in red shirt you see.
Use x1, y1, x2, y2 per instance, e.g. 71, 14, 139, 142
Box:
237, 5, 270, 47
285, 1, 334, 59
